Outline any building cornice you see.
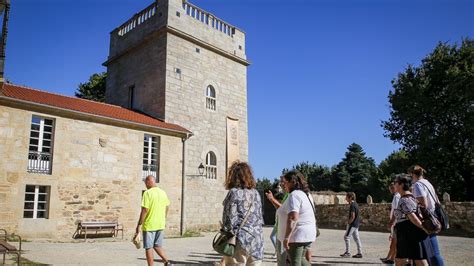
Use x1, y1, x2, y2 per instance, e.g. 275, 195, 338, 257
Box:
103, 25, 250, 67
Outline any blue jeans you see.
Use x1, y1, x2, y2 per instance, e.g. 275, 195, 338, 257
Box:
142, 230, 164, 249
428, 235, 444, 266
270, 227, 277, 251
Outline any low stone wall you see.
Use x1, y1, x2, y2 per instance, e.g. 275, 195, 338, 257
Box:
310, 191, 347, 205
316, 202, 474, 237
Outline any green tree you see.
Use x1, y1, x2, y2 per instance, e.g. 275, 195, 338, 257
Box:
75, 72, 107, 102
332, 143, 379, 202
256, 178, 273, 192
382, 39, 474, 201
379, 150, 412, 180
375, 150, 413, 202
292, 162, 334, 191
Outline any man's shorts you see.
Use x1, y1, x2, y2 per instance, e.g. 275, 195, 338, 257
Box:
143, 230, 164, 249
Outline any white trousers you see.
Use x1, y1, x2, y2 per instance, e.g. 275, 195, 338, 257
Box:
344, 224, 362, 254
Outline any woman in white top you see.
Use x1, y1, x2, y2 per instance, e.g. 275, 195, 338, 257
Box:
276, 170, 316, 266
409, 165, 445, 266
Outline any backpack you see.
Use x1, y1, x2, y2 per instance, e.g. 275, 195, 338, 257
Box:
418, 182, 450, 231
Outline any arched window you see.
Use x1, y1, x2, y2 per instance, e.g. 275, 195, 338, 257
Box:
205, 151, 217, 179
206, 85, 216, 111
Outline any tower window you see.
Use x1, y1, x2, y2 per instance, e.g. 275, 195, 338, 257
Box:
206, 85, 216, 111
205, 151, 217, 179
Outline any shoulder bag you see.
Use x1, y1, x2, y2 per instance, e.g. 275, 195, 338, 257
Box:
419, 182, 450, 231
403, 194, 441, 234
212, 191, 255, 256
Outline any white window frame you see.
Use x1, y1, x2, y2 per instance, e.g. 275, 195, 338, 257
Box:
206, 85, 216, 111
205, 151, 217, 179
28, 116, 54, 174
23, 185, 50, 219
142, 134, 160, 182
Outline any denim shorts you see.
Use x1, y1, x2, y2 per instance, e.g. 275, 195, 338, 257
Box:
143, 230, 164, 249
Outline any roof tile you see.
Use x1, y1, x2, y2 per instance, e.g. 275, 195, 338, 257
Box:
0, 83, 190, 134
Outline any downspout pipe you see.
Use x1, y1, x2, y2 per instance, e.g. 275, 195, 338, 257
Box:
180, 132, 192, 236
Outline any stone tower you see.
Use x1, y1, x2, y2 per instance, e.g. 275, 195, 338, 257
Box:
104, 0, 249, 231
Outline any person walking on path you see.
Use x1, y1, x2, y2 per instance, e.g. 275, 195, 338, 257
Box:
277, 170, 316, 266
265, 178, 289, 265
222, 161, 264, 265
135, 175, 172, 266
381, 182, 401, 264
393, 174, 430, 266
409, 165, 445, 266
340, 192, 363, 258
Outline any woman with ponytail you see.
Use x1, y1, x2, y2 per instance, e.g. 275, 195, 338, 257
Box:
409, 165, 445, 266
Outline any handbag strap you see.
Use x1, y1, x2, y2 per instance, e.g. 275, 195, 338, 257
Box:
236, 190, 255, 233
306, 193, 317, 222
418, 181, 440, 204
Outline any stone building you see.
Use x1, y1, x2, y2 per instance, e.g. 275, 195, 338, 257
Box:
104, 0, 249, 231
0, 0, 249, 238
0, 83, 190, 238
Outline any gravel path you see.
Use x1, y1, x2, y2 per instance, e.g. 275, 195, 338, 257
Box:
7, 227, 474, 265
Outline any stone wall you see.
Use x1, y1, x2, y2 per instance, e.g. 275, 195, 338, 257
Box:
0, 105, 184, 239
310, 191, 347, 205
316, 202, 474, 237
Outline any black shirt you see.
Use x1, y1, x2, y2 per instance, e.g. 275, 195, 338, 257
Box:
348, 201, 361, 228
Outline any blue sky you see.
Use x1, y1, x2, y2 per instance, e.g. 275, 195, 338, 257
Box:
6, 0, 473, 180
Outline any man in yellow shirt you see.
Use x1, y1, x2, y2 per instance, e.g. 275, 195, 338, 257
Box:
135, 175, 171, 265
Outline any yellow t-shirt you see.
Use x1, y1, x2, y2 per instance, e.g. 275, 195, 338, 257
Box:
141, 187, 170, 231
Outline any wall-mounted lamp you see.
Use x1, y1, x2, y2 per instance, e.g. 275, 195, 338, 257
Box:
198, 163, 205, 176
186, 163, 205, 178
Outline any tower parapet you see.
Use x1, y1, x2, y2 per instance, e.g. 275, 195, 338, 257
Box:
105, 0, 248, 68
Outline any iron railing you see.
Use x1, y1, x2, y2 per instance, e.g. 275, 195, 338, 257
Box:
142, 164, 158, 181
206, 97, 216, 110
27, 152, 52, 174
206, 166, 217, 179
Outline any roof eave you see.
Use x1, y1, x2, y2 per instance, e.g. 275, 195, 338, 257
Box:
0, 96, 193, 139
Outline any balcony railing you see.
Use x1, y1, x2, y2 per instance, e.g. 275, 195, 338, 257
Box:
206, 166, 217, 179
118, 2, 158, 37
182, 1, 235, 37
28, 152, 52, 174
206, 97, 216, 110
142, 164, 158, 182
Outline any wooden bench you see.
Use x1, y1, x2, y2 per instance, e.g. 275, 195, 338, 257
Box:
0, 229, 22, 265
73, 221, 123, 240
